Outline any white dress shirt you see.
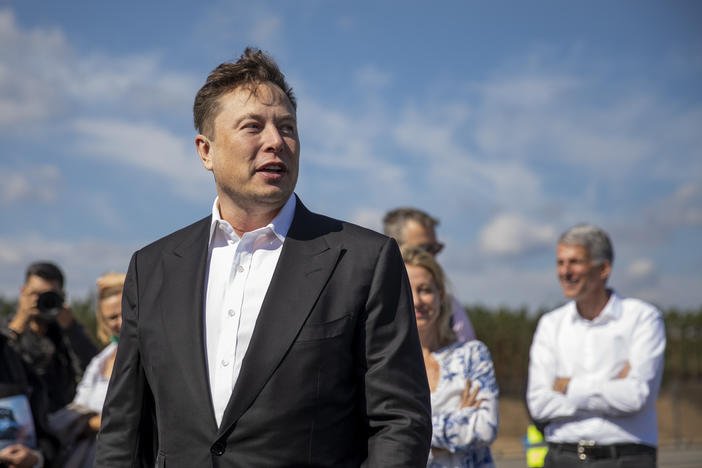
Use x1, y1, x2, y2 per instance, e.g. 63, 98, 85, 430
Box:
72, 341, 117, 412
204, 194, 296, 427
526, 291, 665, 447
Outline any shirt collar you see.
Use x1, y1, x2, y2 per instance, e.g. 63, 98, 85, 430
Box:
569, 290, 622, 324
208, 193, 297, 246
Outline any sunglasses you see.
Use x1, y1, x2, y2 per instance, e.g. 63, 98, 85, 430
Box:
418, 242, 444, 255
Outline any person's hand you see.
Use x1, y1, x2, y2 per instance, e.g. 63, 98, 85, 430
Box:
460, 379, 484, 409
616, 361, 630, 379
89, 413, 102, 433
0, 444, 40, 468
10, 288, 40, 334
553, 377, 570, 394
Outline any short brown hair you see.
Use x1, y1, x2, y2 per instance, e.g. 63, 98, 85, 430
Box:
383, 208, 439, 244
193, 47, 296, 137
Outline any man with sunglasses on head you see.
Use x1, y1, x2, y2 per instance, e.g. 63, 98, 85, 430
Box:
383, 207, 476, 342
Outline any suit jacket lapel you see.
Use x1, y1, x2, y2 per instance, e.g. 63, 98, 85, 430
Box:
160, 217, 218, 430
217, 201, 341, 437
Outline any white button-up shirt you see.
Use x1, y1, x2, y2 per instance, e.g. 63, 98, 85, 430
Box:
527, 291, 666, 446
204, 194, 296, 427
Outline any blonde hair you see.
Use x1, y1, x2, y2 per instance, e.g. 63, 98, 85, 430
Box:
96, 272, 126, 346
400, 246, 456, 347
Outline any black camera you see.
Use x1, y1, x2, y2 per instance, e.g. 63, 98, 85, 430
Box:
36, 291, 64, 318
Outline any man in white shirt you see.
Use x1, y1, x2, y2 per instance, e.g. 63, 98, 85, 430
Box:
527, 224, 665, 467
96, 48, 431, 467
383, 207, 476, 342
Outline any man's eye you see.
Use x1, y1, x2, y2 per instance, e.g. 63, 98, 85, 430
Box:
279, 124, 295, 135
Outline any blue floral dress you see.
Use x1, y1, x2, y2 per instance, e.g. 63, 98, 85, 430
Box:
428, 340, 499, 468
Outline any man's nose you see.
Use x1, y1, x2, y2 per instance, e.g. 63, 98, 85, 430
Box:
262, 125, 284, 152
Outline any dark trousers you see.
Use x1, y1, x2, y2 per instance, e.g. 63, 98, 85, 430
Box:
545, 443, 656, 468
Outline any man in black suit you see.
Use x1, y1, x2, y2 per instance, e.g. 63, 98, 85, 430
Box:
95, 48, 432, 467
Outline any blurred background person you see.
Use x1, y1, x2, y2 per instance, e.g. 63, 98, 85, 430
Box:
47, 273, 126, 468
385, 208, 475, 342
72, 272, 125, 432
0, 332, 59, 468
401, 246, 498, 468
527, 224, 665, 468
3, 262, 97, 412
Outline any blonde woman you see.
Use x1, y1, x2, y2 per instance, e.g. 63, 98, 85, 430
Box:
72, 272, 125, 432
401, 246, 498, 468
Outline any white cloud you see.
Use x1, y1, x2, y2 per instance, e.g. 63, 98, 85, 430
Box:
0, 165, 61, 205
251, 16, 282, 45
70, 118, 211, 200
625, 257, 657, 280
0, 8, 197, 131
478, 213, 556, 257
0, 234, 138, 300
392, 105, 547, 211
650, 183, 702, 228
349, 208, 384, 233
297, 97, 411, 205
355, 65, 392, 88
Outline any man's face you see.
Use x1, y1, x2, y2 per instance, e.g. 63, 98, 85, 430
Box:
20, 275, 62, 313
196, 82, 299, 212
401, 220, 443, 256
556, 243, 610, 301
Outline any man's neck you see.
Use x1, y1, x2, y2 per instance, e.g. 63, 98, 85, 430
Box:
575, 288, 611, 321
218, 197, 286, 237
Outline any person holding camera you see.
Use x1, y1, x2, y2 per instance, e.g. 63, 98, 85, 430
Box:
3, 262, 97, 412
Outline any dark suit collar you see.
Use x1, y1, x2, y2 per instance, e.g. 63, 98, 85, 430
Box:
216, 199, 342, 438
160, 216, 219, 430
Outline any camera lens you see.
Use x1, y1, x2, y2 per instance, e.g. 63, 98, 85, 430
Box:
36, 291, 64, 317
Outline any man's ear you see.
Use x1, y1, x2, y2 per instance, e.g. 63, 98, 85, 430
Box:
599, 260, 612, 282
195, 134, 214, 171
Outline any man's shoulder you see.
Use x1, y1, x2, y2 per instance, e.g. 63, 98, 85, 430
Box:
616, 294, 662, 321
136, 216, 211, 256
294, 205, 391, 249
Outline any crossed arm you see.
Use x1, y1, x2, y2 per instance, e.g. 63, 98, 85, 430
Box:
527, 309, 666, 422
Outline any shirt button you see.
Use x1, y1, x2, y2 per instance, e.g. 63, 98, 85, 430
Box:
221, 360, 229, 367
236, 265, 244, 273
228, 309, 236, 317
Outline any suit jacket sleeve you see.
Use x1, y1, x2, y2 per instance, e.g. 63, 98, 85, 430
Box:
95, 251, 155, 467
362, 237, 432, 467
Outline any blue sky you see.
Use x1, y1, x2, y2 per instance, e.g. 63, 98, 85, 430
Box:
1, 0, 700, 310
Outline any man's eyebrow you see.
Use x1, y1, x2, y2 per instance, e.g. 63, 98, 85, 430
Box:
235, 112, 296, 124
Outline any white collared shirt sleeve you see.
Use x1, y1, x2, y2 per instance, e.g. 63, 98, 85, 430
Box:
526, 315, 579, 422
565, 304, 665, 415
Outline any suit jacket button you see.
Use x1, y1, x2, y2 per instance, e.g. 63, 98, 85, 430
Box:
211, 442, 225, 456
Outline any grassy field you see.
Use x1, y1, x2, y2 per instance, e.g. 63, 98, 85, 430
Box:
491, 381, 702, 459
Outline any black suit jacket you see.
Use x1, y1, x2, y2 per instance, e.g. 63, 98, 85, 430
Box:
95, 198, 432, 467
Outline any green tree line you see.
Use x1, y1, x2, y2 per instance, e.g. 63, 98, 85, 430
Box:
468, 304, 702, 396
2, 296, 701, 396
